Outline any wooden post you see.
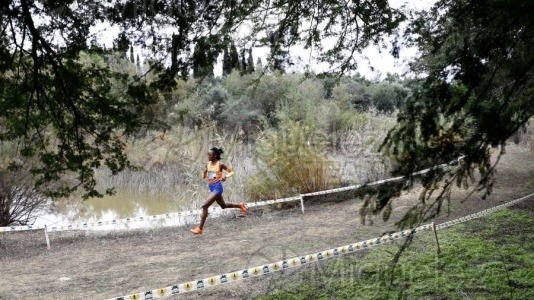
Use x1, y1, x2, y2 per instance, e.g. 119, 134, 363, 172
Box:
431, 222, 440, 255
44, 226, 51, 250
300, 195, 305, 214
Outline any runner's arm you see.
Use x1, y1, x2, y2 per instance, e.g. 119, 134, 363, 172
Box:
220, 163, 234, 179
202, 164, 207, 179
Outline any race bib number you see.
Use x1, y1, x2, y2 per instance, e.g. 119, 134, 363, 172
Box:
208, 170, 217, 180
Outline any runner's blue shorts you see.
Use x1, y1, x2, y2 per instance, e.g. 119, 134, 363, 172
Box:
208, 181, 224, 195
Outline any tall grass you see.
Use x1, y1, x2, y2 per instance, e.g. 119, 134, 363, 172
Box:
93, 110, 397, 207
245, 120, 341, 200
90, 108, 398, 210
333, 108, 397, 185
94, 125, 254, 208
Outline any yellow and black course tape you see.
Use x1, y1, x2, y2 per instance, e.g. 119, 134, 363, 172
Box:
105, 191, 534, 300
106, 224, 433, 300
436, 192, 534, 230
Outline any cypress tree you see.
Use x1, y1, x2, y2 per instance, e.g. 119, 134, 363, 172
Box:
240, 48, 247, 73
129, 45, 135, 64
247, 47, 254, 73
222, 46, 232, 76
229, 42, 239, 71
192, 38, 207, 78
192, 38, 214, 78
269, 31, 288, 72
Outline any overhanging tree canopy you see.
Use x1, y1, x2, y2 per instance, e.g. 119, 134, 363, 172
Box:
377, 0, 534, 228
1, 0, 401, 198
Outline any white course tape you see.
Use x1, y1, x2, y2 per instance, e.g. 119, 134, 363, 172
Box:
436, 192, 534, 230
300, 158, 461, 197
0, 224, 44, 232
246, 196, 302, 208
106, 223, 433, 300
0, 158, 462, 233
0, 208, 227, 233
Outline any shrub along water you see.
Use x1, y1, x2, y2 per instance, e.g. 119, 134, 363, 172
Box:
0, 140, 49, 226
246, 119, 341, 200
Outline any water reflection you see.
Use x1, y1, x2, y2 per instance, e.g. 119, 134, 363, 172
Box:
79, 192, 181, 220
35, 192, 185, 227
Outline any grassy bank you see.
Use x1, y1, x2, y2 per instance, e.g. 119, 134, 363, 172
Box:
255, 209, 534, 300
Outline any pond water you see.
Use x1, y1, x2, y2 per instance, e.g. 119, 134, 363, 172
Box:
33, 192, 190, 228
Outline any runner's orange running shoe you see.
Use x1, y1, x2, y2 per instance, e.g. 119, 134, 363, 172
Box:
191, 227, 203, 234
240, 202, 248, 215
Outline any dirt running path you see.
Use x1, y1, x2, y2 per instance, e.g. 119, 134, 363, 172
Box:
1, 145, 533, 300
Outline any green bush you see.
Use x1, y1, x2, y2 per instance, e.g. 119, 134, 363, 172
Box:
220, 71, 327, 139
371, 82, 410, 113
203, 85, 229, 124
165, 79, 203, 127
275, 77, 326, 129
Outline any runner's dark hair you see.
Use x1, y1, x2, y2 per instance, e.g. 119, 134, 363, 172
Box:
210, 147, 224, 160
